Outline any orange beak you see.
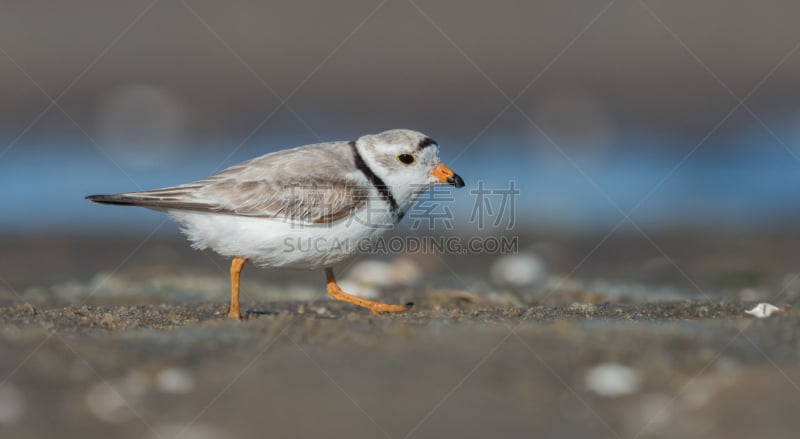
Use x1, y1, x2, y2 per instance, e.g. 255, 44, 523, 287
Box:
431, 163, 465, 188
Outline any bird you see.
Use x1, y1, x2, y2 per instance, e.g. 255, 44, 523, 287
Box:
86, 129, 465, 320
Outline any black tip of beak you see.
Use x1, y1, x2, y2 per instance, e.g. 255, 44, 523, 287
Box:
448, 173, 465, 188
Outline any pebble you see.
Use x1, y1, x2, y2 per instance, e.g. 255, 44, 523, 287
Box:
308, 306, 331, 317
0, 384, 25, 424
490, 253, 546, 287
155, 368, 194, 394
21, 303, 36, 316
345, 257, 422, 287
584, 363, 641, 397
569, 302, 597, 314
100, 313, 120, 328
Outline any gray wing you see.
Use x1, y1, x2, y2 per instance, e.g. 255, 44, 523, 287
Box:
87, 141, 369, 224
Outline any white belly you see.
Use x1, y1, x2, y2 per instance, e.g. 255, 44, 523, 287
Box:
167, 208, 392, 270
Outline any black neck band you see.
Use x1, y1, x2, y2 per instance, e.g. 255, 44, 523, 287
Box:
350, 141, 400, 218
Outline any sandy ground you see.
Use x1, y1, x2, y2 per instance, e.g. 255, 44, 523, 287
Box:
1, 234, 800, 438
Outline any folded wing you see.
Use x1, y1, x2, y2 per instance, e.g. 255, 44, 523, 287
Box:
87, 141, 369, 224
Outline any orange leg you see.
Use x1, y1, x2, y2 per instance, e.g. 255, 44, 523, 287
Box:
325, 268, 413, 314
228, 256, 247, 320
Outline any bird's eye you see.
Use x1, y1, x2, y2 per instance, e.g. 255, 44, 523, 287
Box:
397, 154, 415, 165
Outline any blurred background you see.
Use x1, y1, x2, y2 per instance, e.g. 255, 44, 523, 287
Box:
2, 0, 800, 294
5, 3, 800, 439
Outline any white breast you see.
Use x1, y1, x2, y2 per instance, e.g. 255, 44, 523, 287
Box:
168, 196, 397, 270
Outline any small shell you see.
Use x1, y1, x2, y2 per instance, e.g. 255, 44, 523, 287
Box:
744, 303, 782, 318
490, 253, 546, 287
155, 368, 194, 394
345, 257, 422, 288
584, 363, 641, 397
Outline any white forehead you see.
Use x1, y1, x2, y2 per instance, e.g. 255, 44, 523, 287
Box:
362, 129, 435, 149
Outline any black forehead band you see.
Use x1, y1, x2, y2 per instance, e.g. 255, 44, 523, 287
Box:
418, 137, 438, 150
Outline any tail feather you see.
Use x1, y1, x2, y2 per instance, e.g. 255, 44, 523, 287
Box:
85, 193, 211, 211
85, 193, 147, 206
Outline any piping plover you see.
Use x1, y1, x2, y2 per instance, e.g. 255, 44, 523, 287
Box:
87, 129, 465, 319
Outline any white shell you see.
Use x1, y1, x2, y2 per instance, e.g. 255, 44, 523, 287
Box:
584, 363, 641, 397
490, 253, 546, 287
745, 303, 781, 318
344, 257, 422, 287
155, 368, 194, 394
